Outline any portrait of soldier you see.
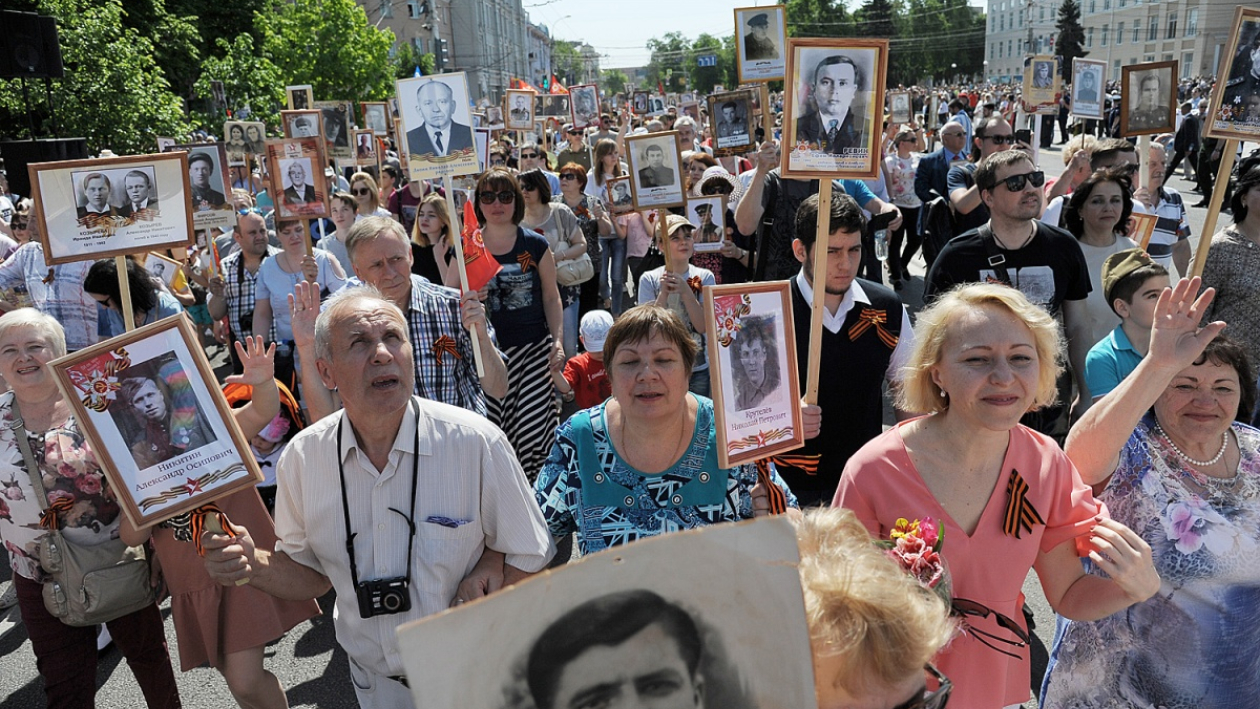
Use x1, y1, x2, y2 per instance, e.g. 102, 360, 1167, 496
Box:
1128, 70, 1170, 132
188, 152, 226, 211
716, 100, 748, 143
289, 115, 319, 138
731, 316, 781, 411
693, 202, 721, 244
1032, 60, 1054, 89
1076, 67, 1100, 103
510, 94, 532, 125
743, 12, 778, 61
118, 170, 157, 218
637, 143, 676, 188
110, 358, 218, 470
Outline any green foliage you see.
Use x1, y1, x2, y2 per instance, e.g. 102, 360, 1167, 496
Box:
0, 0, 190, 154
119, 0, 202, 99
259, 0, 396, 104
1055, 0, 1088, 77
392, 42, 436, 80
601, 69, 629, 97
785, 0, 853, 36
645, 32, 690, 93
552, 41, 584, 87
194, 33, 285, 129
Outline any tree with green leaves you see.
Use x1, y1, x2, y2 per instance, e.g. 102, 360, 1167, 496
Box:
258, 0, 396, 104
194, 33, 285, 129
601, 70, 629, 97
1055, 0, 1087, 79
645, 32, 691, 93
392, 43, 436, 80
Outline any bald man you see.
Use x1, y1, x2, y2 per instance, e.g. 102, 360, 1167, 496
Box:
405, 80, 473, 158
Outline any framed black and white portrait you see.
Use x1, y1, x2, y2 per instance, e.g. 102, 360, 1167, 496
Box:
632, 90, 650, 115
1206, 7, 1260, 140
1071, 58, 1107, 120
626, 131, 686, 210
144, 251, 182, 288
485, 106, 505, 131
281, 109, 324, 141
534, 93, 571, 119
30, 152, 194, 265
264, 137, 329, 220
223, 121, 267, 165
570, 84, 601, 129
888, 90, 912, 124
50, 314, 264, 528
782, 38, 888, 179
353, 129, 378, 165
1121, 60, 1177, 137
734, 5, 787, 83
708, 89, 756, 157
395, 518, 816, 709
505, 89, 536, 131
166, 143, 234, 231
606, 175, 634, 213
314, 100, 353, 160
285, 84, 313, 111
396, 72, 481, 180
686, 195, 726, 252
361, 101, 391, 137
1022, 55, 1060, 110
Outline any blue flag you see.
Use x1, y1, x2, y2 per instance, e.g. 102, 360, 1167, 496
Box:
414, 66, 422, 78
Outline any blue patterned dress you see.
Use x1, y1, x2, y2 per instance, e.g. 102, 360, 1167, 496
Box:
534, 396, 797, 555
1040, 414, 1260, 709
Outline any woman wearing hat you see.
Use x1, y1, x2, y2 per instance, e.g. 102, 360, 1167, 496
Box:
697, 167, 754, 284
1200, 159, 1260, 380
637, 215, 716, 396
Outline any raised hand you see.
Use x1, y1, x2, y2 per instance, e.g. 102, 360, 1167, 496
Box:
224, 335, 277, 387
288, 279, 321, 350
1147, 276, 1226, 372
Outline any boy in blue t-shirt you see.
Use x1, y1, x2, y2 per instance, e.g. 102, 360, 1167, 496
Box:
1084, 249, 1170, 401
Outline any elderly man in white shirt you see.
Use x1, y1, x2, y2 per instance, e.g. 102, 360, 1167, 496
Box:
202, 286, 554, 709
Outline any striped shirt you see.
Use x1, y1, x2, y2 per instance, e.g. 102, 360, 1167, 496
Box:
1146, 186, 1190, 269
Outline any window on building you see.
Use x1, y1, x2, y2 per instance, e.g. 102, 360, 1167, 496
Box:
1166, 8, 1177, 38
1149, 15, 1159, 40
1117, 22, 1124, 44
1119, 0, 1126, 7
1017, 11, 1023, 27
1008, 39, 1013, 56
1039, 5, 1045, 20
1182, 51, 1193, 77
1133, 20, 1141, 43
1187, 8, 1198, 36
1101, 24, 1109, 46
1000, 14, 1005, 30
1088, 0, 1095, 12
407, 1, 422, 18
380, 0, 393, 18
1103, 0, 1110, 10
1087, 26, 1094, 48
412, 36, 425, 53
1113, 59, 1121, 82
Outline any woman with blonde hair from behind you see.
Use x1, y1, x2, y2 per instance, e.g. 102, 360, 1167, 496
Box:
410, 192, 461, 286
797, 507, 954, 709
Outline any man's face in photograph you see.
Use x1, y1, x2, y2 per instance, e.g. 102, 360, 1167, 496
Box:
548, 622, 704, 709
417, 82, 455, 128
189, 159, 212, 189
722, 105, 736, 123
292, 118, 316, 138
813, 60, 858, 120
646, 146, 665, 168
288, 162, 307, 187
125, 175, 149, 204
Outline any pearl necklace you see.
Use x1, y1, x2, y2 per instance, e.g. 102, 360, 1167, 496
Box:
1155, 423, 1228, 467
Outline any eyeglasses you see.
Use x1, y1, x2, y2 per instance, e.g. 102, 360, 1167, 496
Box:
567, 129, 582, 135
997, 170, 1046, 192
352, 188, 372, 196
1119, 162, 1141, 175
950, 598, 1030, 659
891, 665, 952, 709
478, 190, 515, 205
559, 173, 579, 181
11, 221, 28, 230
519, 152, 539, 159
984, 134, 1017, 144
520, 183, 538, 191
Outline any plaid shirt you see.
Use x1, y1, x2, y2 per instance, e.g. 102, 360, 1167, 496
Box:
217, 246, 280, 343
403, 275, 495, 417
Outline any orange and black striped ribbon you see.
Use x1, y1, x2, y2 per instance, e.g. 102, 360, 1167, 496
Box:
754, 459, 788, 515
189, 505, 236, 557
769, 453, 822, 477
516, 251, 536, 272
686, 275, 703, 295
38, 498, 75, 530
432, 335, 460, 364
848, 308, 900, 350
1003, 469, 1044, 539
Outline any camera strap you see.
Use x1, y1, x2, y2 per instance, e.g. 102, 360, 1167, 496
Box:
336, 397, 420, 588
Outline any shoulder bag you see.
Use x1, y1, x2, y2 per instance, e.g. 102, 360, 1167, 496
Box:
11, 402, 155, 627
550, 206, 594, 287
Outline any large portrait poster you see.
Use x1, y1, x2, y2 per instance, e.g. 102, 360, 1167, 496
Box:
166, 142, 235, 231
50, 314, 263, 528
264, 137, 329, 220
782, 38, 888, 179
1070, 58, 1107, 120
734, 5, 787, 83
1206, 7, 1260, 140
396, 518, 818, 709
396, 72, 480, 180
704, 282, 805, 468
29, 152, 194, 265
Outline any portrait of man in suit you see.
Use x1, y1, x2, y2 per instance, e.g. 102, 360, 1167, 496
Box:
795, 54, 869, 155
716, 100, 749, 145
365, 105, 388, 134
188, 152, 226, 212
509, 94, 531, 125
406, 79, 474, 159
283, 160, 318, 204
118, 170, 157, 218
76, 172, 118, 219
637, 143, 675, 188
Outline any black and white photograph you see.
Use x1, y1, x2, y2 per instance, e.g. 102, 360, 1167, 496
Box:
626, 131, 686, 210
362, 100, 390, 136
1206, 7, 1260, 140
734, 5, 787, 83
707, 90, 756, 157
354, 129, 377, 165
315, 100, 353, 160
888, 90, 911, 124
396, 72, 481, 180
395, 518, 817, 709
282, 109, 324, 140
606, 175, 634, 213
680, 101, 701, 124
485, 106, 506, 131
534, 93, 571, 118
155, 136, 176, 153
782, 38, 888, 178
1121, 60, 1177, 137
475, 127, 492, 171
1022, 55, 1060, 110
648, 94, 667, 116
570, 84, 601, 129
686, 195, 726, 252
223, 121, 266, 164
505, 89, 535, 131
144, 251, 182, 289
167, 143, 235, 230
632, 90, 649, 114
30, 152, 194, 265
51, 314, 264, 528
704, 281, 805, 467
1071, 58, 1107, 120
264, 137, 329, 219
285, 84, 313, 111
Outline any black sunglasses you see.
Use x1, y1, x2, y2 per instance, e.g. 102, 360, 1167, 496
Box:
1119, 162, 1141, 175
984, 134, 1017, 145
520, 182, 538, 191
567, 129, 581, 135
352, 188, 372, 196
998, 170, 1046, 192
519, 152, 539, 159
478, 190, 515, 205
892, 664, 952, 709
11, 221, 28, 229
559, 173, 579, 181
950, 598, 1030, 659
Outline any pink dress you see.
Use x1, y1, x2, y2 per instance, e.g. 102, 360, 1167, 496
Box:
834, 420, 1104, 709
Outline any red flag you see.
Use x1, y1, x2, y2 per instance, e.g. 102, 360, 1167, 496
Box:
657, 79, 665, 95
460, 198, 502, 292
550, 76, 568, 94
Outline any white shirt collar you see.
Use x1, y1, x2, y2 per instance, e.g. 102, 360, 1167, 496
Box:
795, 271, 871, 334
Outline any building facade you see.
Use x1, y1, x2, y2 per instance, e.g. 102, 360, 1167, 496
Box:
985, 0, 1237, 86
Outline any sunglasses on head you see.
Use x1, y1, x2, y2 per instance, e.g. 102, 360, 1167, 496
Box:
985, 134, 1017, 145
997, 170, 1046, 192
950, 598, 1030, 659
478, 190, 515, 205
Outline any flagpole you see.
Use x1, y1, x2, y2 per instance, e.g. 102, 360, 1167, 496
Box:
444, 187, 486, 378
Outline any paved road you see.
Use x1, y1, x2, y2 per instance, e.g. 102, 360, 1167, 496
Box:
0, 140, 1251, 708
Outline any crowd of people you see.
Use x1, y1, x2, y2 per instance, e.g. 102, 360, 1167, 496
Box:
0, 57, 1257, 709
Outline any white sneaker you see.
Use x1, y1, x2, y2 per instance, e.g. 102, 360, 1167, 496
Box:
0, 581, 16, 611
96, 625, 113, 652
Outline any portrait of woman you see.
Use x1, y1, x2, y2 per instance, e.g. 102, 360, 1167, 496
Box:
732, 315, 781, 411
110, 355, 218, 470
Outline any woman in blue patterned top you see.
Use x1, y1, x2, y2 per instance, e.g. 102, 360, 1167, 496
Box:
535, 304, 810, 556
1041, 277, 1260, 709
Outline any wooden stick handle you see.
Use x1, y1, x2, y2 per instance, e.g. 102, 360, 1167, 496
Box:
445, 188, 486, 378
804, 179, 832, 406
1190, 140, 1237, 280
115, 255, 135, 332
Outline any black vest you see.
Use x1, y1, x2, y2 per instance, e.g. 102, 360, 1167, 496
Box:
783, 277, 903, 497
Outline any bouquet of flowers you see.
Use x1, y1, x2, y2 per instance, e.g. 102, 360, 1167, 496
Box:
879, 517, 950, 602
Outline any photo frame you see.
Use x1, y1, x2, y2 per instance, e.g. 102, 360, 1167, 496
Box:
686, 195, 727, 252
361, 101, 391, 137
605, 175, 634, 213
29, 152, 194, 266
49, 314, 264, 529
632, 90, 650, 115
143, 251, 182, 288
396, 72, 481, 180
1128, 212, 1159, 249
314, 100, 353, 160
396, 518, 816, 709
165, 143, 235, 231
704, 281, 805, 468
625, 131, 686, 210
708, 89, 757, 157
534, 93, 570, 119
1120, 60, 1177, 137
734, 5, 787, 83
474, 127, 491, 172
281, 109, 325, 142
504, 89, 536, 131
484, 106, 505, 131
1205, 7, 1260, 140
353, 129, 378, 166
1070, 58, 1107, 121
648, 94, 667, 116
680, 100, 701, 124
155, 136, 176, 153
1023, 55, 1061, 110
781, 38, 888, 179
927, 94, 940, 130
888, 90, 912, 124
569, 84, 601, 130
264, 137, 329, 220
285, 84, 313, 111
222, 121, 267, 165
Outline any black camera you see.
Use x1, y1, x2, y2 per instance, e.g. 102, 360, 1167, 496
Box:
355, 577, 411, 619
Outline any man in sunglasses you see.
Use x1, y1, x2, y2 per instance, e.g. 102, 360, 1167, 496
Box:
518, 146, 560, 194
947, 116, 1022, 237
926, 149, 1092, 432
556, 123, 592, 172
207, 210, 280, 374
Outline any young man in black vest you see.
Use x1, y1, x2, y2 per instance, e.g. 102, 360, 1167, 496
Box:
782, 192, 915, 507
